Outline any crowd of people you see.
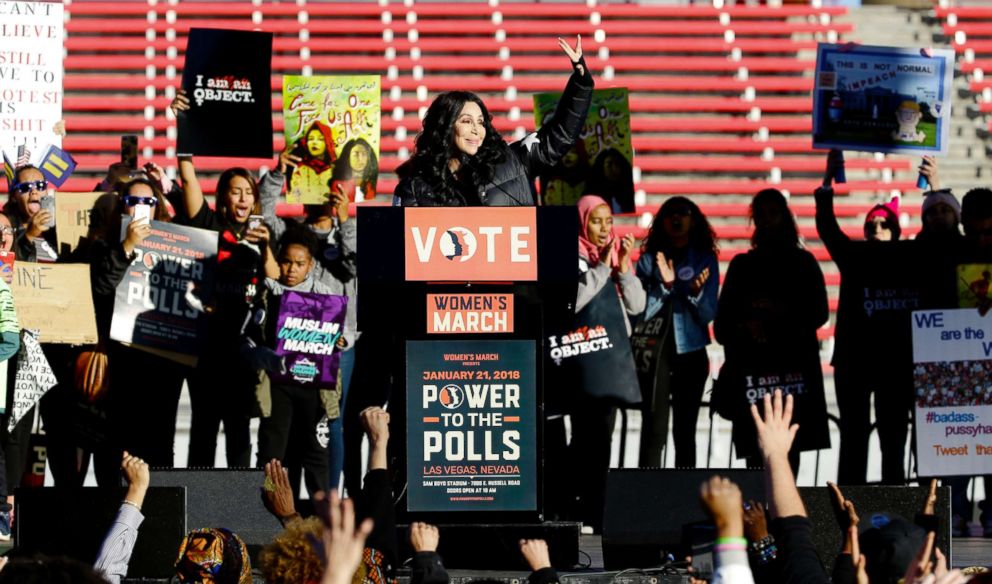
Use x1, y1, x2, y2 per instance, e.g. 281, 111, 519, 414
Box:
2, 31, 992, 580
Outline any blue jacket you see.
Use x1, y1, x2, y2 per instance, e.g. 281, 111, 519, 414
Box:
636, 248, 719, 354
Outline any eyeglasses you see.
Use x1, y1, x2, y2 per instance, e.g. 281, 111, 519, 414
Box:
122, 195, 158, 207
11, 180, 47, 195
0, 227, 13, 236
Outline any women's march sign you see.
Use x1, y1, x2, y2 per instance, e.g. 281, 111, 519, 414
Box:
912, 308, 992, 477
534, 88, 633, 212
271, 291, 347, 387
177, 28, 273, 158
282, 75, 381, 204
813, 44, 954, 155
0, 0, 64, 159
406, 340, 537, 513
110, 221, 217, 365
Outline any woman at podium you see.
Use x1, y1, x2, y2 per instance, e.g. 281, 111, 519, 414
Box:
393, 36, 593, 207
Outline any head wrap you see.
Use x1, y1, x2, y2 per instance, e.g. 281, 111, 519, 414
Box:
922, 189, 961, 224
175, 528, 252, 584
577, 194, 619, 269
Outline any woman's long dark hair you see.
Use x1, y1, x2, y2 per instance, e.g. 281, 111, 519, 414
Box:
216, 167, 261, 224
332, 138, 378, 195
750, 188, 801, 250
396, 91, 508, 203
642, 196, 718, 257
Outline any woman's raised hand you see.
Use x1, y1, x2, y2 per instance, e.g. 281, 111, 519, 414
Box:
170, 89, 190, 118
558, 35, 583, 68
656, 251, 676, 286
277, 148, 301, 175
618, 233, 635, 274
688, 266, 710, 296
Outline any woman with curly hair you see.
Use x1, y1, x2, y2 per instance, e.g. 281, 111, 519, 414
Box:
394, 36, 593, 207
331, 138, 378, 202
636, 196, 718, 468
290, 121, 337, 202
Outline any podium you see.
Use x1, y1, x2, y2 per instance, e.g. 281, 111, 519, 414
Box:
358, 206, 580, 566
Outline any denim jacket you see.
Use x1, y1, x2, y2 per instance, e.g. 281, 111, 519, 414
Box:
636, 248, 719, 354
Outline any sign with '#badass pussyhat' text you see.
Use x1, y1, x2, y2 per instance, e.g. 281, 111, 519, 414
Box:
404, 208, 537, 281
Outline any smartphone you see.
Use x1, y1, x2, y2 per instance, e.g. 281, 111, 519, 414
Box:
39, 192, 56, 228
248, 214, 264, 231
132, 204, 152, 225
121, 135, 139, 170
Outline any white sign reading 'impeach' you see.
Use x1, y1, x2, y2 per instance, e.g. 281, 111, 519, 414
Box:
0, 0, 64, 156
911, 309, 992, 363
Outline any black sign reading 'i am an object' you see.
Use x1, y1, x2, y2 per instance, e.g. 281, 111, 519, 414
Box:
177, 28, 274, 158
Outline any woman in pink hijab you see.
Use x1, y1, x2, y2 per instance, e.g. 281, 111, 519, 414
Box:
566, 194, 644, 533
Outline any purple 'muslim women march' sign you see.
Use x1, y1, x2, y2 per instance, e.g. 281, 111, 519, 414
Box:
272, 290, 348, 387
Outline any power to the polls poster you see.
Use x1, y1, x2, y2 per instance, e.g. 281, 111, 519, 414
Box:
912, 308, 992, 476
406, 340, 537, 512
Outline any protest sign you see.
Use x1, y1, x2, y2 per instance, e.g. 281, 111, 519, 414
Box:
110, 221, 217, 365
406, 340, 537, 512
813, 44, 954, 155
177, 28, 273, 158
283, 75, 381, 204
426, 293, 513, 334
534, 88, 633, 212
912, 308, 992, 476
11, 262, 97, 344
9, 329, 56, 431
270, 290, 348, 387
0, 0, 64, 161
404, 207, 538, 282
54, 192, 116, 255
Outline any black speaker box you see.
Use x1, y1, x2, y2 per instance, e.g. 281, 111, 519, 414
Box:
14, 487, 186, 580
602, 469, 765, 570
146, 467, 283, 560
396, 522, 580, 570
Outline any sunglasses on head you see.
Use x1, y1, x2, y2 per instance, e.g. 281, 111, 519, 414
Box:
123, 195, 158, 207
11, 180, 47, 195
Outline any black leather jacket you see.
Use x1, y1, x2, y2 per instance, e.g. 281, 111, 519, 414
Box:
394, 58, 594, 207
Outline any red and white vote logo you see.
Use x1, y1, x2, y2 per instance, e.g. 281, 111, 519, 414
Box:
404, 208, 538, 281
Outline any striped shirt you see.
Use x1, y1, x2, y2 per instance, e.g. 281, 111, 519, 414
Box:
94, 503, 144, 584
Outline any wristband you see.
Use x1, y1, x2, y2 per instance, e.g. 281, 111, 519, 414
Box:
715, 537, 747, 545
122, 499, 142, 512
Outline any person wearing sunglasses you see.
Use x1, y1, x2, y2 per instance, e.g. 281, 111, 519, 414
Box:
59, 177, 190, 486
3, 165, 57, 262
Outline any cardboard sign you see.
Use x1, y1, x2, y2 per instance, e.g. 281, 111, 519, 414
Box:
404, 208, 538, 282
427, 294, 513, 334
10, 262, 98, 345
54, 192, 117, 255
110, 221, 217, 364
534, 87, 634, 212
271, 291, 348, 387
0, 0, 64, 160
177, 28, 273, 158
813, 43, 954, 155
283, 75, 381, 204
406, 340, 537, 512
912, 308, 992, 476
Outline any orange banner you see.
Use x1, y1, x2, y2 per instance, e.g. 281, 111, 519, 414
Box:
427, 293, 514, 334
404, 208, 538, 281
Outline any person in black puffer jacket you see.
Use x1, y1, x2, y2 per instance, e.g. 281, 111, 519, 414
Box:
393, 36, 593, 207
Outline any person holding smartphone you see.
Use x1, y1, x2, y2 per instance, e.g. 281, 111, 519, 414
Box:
4, 165, 58, 262
170, 90, 280, 468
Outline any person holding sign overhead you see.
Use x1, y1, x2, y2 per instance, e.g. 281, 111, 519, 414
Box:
259, 149, 359, 492
171, 91, 280, 468
394, 36, 592, 207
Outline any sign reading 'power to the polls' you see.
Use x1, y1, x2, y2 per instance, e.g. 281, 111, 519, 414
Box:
404, 208, 538, 281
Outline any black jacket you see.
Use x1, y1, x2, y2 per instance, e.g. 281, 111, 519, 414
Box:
395, 59, 594, 207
